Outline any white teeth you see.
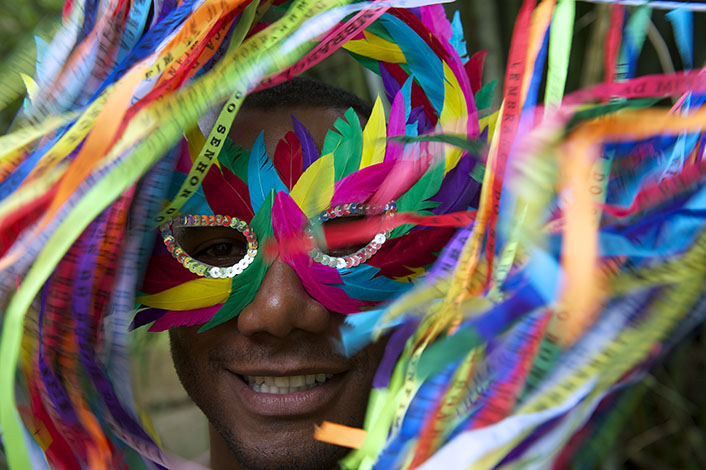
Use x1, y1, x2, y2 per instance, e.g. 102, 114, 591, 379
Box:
274, 376, 289, 387
290, 375, 304, 387
244, 374, 334, 393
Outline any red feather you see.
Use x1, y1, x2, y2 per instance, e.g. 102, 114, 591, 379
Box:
367, 227, 455, 279
466, 50, 488, 95
140, 253, 200, 295
273, 130, 303, 190
202, 165, 254, 221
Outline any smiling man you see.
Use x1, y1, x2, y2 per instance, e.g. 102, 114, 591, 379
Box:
166, 78, 387, 470
135, 75, 475, 469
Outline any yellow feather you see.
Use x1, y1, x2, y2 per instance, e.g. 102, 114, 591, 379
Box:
20, 73, 39, 104
137, 278, 231, 310
290, 152, 335, 217
439, 62, 468, 173
343, 31, 405, 64
360, 96, 387, 169
481, 110, 501, 143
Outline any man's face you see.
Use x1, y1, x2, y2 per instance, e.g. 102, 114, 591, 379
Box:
169, 107, 387, 470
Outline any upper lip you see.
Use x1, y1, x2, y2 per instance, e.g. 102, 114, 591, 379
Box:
225, 359, 350, 377
227, 366, 348, 377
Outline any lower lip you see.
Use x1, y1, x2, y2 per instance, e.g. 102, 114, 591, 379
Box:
227, 372, 345, 417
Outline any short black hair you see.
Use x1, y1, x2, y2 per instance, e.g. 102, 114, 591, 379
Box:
242, 77, 373, 119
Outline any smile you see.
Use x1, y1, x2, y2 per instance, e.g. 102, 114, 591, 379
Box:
244, 374, 334, 394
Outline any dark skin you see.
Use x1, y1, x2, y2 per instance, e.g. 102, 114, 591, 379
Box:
169, 106, 388, 470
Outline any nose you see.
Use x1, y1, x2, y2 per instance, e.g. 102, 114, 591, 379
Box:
236, 258, 333, 338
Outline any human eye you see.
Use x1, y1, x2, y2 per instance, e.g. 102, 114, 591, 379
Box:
161, 215, 258, 278
309, 202, 396, 269
190, 237, 248, 266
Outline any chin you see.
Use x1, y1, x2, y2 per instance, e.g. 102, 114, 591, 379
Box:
210, 419, 348, 470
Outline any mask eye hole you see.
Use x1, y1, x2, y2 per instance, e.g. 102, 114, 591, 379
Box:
161, 215, 258, 278
320, 215, 368, 257
175, 226, 248, 266
308, 202, 396, 269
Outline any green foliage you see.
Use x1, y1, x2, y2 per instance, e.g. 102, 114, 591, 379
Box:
0, 0, 63, 132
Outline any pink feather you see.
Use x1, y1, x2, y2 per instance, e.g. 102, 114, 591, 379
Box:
420, 5, 453, 43
271, 193, 366, 314
385, 89, 407, 162
148, 305, 222, 331
369, 153, 431, 208
330, 161, 397, 206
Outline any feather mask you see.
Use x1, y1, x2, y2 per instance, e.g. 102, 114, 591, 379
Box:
132, 7, 484, 331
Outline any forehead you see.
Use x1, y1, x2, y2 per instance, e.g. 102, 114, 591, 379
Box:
229, 106, 349, 155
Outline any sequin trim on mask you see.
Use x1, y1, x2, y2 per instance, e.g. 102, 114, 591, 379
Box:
308, 201, 396, 269
160, 214, 258, 278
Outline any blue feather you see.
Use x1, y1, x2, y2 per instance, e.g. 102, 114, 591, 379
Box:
248, 131, 288, 213
450, 11, 468, 61
338, 265, 411, 301
380, 14, 445, 114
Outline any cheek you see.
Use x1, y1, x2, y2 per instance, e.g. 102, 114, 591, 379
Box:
168, 328, 217, 400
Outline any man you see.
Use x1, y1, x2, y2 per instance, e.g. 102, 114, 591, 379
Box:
156, 78, 389, 470
136, 75, 471, 469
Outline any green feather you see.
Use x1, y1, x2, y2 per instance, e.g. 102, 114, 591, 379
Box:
198, 190, 275, 331
475, 79, 498, 111
218, 137, 250, 184
323, 108, 363, 181
390, 134, 485, 156
390, 160, 444, 238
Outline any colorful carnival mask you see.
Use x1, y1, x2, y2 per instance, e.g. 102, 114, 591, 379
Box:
135, 101, 483, 331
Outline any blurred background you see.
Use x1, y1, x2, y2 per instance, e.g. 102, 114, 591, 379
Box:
2, 1, 706, 468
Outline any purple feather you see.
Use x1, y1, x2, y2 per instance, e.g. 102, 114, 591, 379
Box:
330, 161, 396, 206
372, 322, 417, 388
292, 116, 320, 171
380, 62, 401, 106
129, 308, 167, 330
385, 89, 407, 162
431, 153, 482, 214
409, 105, 433, 135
